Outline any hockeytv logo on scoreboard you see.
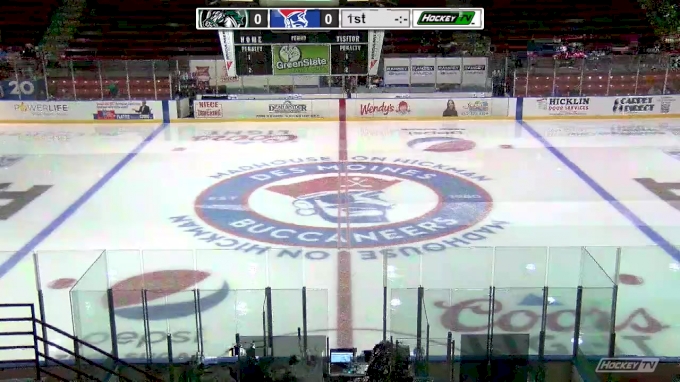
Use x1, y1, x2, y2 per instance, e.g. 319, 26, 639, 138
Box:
595, 358, 659, 373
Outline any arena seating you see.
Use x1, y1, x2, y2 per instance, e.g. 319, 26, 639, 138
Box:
0, 0, 60, 46
510, 55, 680, 97
0, 0, 666, 100
47, 77, 172, 100
66, 0, 215, 58
515, 70, 680, 97
487, 0, 651, 48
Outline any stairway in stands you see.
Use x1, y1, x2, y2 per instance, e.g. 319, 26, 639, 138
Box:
0, 303, 163, 381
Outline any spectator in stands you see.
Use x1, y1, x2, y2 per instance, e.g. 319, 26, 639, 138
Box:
108, 82, 118, 98
648, 85, 662, 95
21, 44, 36, 58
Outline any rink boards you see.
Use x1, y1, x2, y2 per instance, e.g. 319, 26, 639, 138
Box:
1, 95, 680, 123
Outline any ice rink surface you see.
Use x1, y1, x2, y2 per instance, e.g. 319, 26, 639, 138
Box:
0, 119, 679, 361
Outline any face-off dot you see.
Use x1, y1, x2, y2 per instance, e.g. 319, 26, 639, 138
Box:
618, 274, 643, 285
499, 144, 514, 149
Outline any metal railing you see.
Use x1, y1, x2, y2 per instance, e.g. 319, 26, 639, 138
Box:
0, 53, 675, 100
0, 303, 162, 381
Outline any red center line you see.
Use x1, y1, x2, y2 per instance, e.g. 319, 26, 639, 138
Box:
336, 98, 353, 347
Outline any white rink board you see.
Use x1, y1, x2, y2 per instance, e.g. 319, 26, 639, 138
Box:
522, 96, 680, 119
0, 100, 166, 122
193, 99, 339, 120
347, 98, 513, 120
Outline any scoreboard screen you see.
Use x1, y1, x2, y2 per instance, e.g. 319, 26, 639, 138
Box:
234, 31, 368, 76
200, 8, 484, 77
197, 8, 484, 30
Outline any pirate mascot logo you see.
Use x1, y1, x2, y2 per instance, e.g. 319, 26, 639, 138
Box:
267, 176, 400, 225
192, 162, 493, 249
199, 10, 247, 28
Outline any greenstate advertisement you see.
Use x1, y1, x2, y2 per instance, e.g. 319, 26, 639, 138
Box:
272, 44, 331, 75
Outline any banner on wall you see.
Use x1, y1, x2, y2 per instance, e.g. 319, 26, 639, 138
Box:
189, 60, 239, 87
410, 57, 436, 84
218, 31, 237, 78
435, 57, 462, 84
382, 57, 488, 87
0, 80, 45, 100
461, 57, 488, 88
383, 57, 411, 85
367, 31, 384, 76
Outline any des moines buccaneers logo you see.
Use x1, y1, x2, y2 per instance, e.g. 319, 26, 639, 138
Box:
170, 158, 510, 258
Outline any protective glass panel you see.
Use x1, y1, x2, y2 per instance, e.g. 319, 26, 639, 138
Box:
70, 251, 111, 359
544, 287, 579, 357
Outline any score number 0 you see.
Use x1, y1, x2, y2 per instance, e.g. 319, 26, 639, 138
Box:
319, 10, 340, 28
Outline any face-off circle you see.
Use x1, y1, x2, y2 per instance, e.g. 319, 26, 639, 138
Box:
195, 162, 493, 248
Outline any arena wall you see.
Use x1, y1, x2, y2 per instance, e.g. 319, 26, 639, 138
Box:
0, 95, 679, 123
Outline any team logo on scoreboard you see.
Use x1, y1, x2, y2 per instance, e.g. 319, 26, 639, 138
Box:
278, 9, 309, 28
199, 9, 247, 28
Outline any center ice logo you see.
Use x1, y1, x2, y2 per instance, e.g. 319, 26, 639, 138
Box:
189, 161, 496, 249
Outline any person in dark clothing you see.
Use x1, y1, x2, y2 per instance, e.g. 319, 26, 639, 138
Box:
443, 99, 458, 117
135, 101, 151, 115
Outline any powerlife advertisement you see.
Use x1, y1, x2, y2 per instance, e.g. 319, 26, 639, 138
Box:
12, 102, 70, 119
272, 45, 331, 75
536, 97, 591, 116
94, 101, 155, 120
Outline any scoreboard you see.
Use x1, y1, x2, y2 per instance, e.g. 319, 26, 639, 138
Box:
197, 8, 484, 30
199, 7, 484, 77
233, 31, 369, 76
